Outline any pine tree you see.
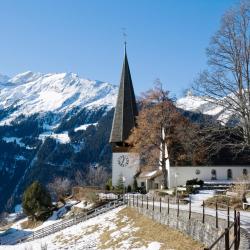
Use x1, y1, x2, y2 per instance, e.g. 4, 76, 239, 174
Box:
116, 175, 124, 191
133, 178, 138, 192
22, 181, 52, 221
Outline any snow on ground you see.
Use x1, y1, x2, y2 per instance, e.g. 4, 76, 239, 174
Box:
98, 193, 119, 200
2, 137, 25, 147
0, 206, 164, 250
74, 122, 98, 132
38, 131, 70, 144
0, 207, 121, 250
0, 200, 79, 245
73, 201, 93, 210
2, 137, 35, 150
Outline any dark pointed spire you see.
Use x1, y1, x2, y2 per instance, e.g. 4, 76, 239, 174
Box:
109, 47, 138, 144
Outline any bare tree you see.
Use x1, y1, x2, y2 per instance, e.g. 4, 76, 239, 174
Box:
74, 166, 109, 188
48, 177, 71, 204
74, 169, 87, 186
128, 82, 202, 189
86, 166, 109, 187
232, 175, 250, 203
0, 212, 9, 226
194, 1, 250, 149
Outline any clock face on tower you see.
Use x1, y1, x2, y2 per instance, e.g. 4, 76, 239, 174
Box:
118, 155, 129, 167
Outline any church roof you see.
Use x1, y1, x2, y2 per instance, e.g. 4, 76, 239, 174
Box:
109, 48, 138, 144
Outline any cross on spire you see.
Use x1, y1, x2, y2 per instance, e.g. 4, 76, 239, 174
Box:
122, 28, 127, 50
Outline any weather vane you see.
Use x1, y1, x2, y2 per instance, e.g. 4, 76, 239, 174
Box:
122, 28, 127, 47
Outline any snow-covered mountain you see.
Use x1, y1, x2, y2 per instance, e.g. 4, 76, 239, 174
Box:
176, 91, 234, 125
0, 71, 118, 214
0, 71, 117, 126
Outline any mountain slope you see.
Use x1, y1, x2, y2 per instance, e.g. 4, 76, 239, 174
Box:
0, 71, 117, 125
0, 71, 117, 213
176, 91, 235, 125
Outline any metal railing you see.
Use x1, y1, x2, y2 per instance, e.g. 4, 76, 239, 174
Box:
127, 194, 241, 250
204, 210, 240, 250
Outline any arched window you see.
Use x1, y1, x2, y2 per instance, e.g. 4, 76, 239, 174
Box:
227, 169, 232, 180
243, 169, 248, 176
211, 169, 216, 180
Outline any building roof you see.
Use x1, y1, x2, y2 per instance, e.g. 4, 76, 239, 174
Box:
109, 47, 138, 144
138, 169, 162, 180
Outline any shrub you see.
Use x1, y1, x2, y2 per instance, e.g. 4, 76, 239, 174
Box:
186, 185, 194, 194
22, 181, 52, 221
105, 178, 112, 191
186, 178, 204, 187
127, 185, 132, 193
133, 178, 138, 192
85, 191, 98, 203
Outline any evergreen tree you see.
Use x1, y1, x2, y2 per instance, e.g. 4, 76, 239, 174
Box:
116, 175, 124, 191
22, 181, 52, 221
105, 178, 112, 191
133, 178, 138, 192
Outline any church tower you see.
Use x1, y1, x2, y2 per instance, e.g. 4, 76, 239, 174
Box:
109, 47, 140, 187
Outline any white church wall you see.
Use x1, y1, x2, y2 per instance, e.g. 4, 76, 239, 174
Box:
112, 152, 140, 187
169, 165, 250, 188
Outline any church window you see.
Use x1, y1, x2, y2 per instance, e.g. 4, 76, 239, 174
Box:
211, 169, 216, 180
227, 169, 232, 180
243, 169, 248, 176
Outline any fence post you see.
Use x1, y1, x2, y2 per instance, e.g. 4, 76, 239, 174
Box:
189, 197, 191, 220
133, 194, 134, 207
153, 197, 155, 211
227, 204, 230, 228
216, 202, 218, 228
142, 195, 143, 208
160, 197, 162, 213
147, 196, 148, 209
202, 200, 205, 224
137, 195, 138, 207
177, 198, 179, 217
237, 212, 240, 249
225, 228, 229, 250
168, 196, 169, 214
234, 210, 237, 250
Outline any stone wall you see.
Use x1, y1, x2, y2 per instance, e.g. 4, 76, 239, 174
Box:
127, 200, 249, 250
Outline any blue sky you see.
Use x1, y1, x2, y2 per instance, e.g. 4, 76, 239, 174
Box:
0, 0, 238, 97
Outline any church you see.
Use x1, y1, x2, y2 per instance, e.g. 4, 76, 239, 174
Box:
109, 46, 140, 187
110, 48, 250, 191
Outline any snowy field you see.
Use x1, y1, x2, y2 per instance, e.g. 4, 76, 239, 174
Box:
0, 206, 163, 250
